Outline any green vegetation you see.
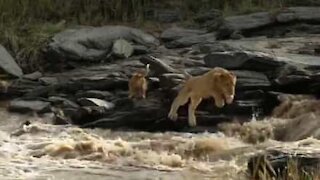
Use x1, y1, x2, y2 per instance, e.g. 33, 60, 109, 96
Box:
0, 0, 318, 72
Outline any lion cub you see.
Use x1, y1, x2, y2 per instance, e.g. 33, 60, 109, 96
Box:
128, 64, 150, 99
168, 67, 237, 127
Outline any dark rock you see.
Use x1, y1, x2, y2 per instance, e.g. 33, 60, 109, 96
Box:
230, 31, 244, 40
80, 93, 234, 132
179, 58, 205, 68
140, 55, 178, 75
70, 77, 128, 91
47, 26, 159, 62
204, 51, 285, 73
55, 106, 108, 125
133, 45, 150, 55
165, 33, 216, 49
184, 67, 211, 76
193, 42, 240, 54
160, 27, 206, 42
215, 24, 236, 40
75, 90, 113, 100
233, 70, 271, 90
0, 45, 23, 77
39, 77, 58, 85
8, 79, 45, 97
48, 96, 79, 109
8, 99, 51, 113
77, 98, 115, 110
275, 74, 312, 86
271, 64, 320, 93
159, 73, 185, 89
23, 71, 43, 80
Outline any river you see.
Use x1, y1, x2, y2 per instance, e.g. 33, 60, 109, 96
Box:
0, 105, 267, 180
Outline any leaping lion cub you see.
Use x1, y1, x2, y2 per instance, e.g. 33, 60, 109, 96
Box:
168, 67, 237, 127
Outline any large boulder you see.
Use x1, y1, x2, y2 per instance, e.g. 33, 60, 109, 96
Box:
0, 45, 23, 77
47, 26, 159, 62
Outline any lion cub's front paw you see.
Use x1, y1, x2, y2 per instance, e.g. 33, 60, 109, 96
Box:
168, 111, 178, 121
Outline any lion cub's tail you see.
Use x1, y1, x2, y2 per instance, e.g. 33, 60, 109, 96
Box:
145, 64, 150, 76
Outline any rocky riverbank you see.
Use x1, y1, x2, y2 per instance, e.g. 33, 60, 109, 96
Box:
0, 6, 320, 179
0, 7, 318, 132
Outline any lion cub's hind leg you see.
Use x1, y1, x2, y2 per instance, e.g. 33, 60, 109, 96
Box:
188, 96, 202, 127
168, 88, 190, 121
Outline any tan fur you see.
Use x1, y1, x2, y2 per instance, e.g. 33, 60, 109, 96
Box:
168, 67, 237, 127
128, 64, 150, 99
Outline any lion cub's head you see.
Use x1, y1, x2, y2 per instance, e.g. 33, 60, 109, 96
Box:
212, 68, 237, 104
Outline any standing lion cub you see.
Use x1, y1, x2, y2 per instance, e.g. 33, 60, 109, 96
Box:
128, 64, 150, 99
168, 67, 237, 127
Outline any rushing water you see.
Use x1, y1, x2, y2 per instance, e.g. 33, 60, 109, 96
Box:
1, 102, 320, 180
0, 104, 281, 180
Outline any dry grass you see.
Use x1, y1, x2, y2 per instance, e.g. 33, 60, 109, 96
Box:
251, 156, 320, 180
